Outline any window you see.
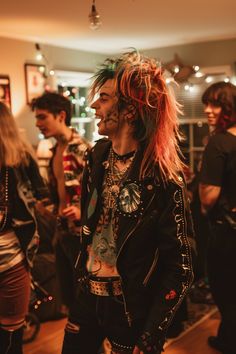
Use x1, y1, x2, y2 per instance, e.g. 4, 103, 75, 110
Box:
54, 70, 95, 142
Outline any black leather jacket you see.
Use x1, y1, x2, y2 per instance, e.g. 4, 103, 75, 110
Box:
79, 139, 195, 351
11, 157, 48, 267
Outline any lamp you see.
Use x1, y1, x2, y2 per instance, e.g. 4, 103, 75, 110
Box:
89, 0, 101, 30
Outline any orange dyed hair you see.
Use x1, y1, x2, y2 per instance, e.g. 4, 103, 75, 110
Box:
90, 50, 184, 184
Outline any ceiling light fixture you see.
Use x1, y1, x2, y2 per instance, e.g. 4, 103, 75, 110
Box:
89, 0, 101, 30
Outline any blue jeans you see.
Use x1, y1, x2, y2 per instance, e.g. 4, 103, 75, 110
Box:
62, 290, 144, 354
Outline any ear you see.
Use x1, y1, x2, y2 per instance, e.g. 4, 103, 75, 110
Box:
58, 110, 66, 123
123, 104, 137, 124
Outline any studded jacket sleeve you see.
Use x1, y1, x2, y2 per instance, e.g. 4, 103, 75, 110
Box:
137, 180, 195, 353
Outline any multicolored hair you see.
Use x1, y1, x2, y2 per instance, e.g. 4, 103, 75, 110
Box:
202, 81, 236, 133
90, 50, 184, 184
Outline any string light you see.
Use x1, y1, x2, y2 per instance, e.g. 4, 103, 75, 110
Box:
184, 84, 190, 91
193, 65, 200, 72
34, 43, 54, 77
195, 71, 204, 78
189, 84, 194, 92
205, 76, 213, 83
174, 66, 180, 74
89, 0, 101, 30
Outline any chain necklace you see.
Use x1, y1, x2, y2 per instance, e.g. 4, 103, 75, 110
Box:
0, 167, 9, 232
105, 148, 136, 210
100, 148, 136, 240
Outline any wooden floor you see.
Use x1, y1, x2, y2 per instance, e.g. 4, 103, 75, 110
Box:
23, 311, 220, 354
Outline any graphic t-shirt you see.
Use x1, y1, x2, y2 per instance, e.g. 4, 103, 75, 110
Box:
86, 171, 119, 277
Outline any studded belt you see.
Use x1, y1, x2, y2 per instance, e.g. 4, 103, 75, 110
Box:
89, 277, 122, 296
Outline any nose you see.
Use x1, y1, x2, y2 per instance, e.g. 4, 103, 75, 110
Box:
35, 120, 40, 127
35, 119, 42, 128
91, 98, 99, 110
204, 104, 213, 114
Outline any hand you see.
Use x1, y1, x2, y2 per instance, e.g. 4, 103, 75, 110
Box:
132, 346, 144, 354
35, 200, 55, 220
62, 205, 81, 221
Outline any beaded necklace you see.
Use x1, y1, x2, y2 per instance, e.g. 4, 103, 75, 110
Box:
0, 167, 9, 232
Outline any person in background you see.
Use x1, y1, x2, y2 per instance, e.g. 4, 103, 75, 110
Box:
199, 82, 236, 354
185, 91, 221, 303
62, 50, 195, 354
31, 92, 90, 311
0, 102, 48, 353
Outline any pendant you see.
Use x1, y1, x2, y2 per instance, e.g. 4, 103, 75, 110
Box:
111, 184, 120, 195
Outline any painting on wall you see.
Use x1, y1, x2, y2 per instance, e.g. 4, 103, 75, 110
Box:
0, 75, 11, 108
25, 64, 46, 104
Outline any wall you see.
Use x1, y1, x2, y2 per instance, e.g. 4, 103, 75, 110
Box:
143, 38, 236, 69
1, 36, 236, 145
0, 36, 106, 145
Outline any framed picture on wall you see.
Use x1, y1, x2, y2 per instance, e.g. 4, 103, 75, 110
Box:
24, 64, 46, 104
0, 75, 11, 108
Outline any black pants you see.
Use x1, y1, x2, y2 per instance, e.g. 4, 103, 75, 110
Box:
0, 327, 24, 354
207, 222, 236, 354
62, 291, 144, 354
54, 228, 81, 307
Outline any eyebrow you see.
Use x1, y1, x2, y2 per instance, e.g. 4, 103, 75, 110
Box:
35, 113, 47, 118
100, 92, 111, 98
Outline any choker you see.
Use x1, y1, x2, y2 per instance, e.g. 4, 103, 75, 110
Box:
112, 149, 136, 163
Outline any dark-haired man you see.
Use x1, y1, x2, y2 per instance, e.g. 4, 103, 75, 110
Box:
32, 92, 90, 308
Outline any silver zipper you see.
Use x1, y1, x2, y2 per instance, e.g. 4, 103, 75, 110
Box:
74, 251, 81, 269
120, 278, 132, 327
116, 192, 157, 326
116, 192, 156, 261
143, 249, 159, 286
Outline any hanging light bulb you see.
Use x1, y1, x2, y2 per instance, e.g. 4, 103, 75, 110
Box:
34, 43, 54, 78
89, 0, 101, 30
35, 43, 43, 61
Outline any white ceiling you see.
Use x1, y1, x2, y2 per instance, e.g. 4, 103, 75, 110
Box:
1, 0, 236, 54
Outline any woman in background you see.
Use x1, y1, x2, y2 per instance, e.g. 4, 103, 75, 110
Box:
0, 102, 48, 353
199, 82, 236, 354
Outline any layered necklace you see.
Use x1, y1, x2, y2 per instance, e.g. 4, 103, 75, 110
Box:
105, 148, 136, 210
0, 167, 9, 232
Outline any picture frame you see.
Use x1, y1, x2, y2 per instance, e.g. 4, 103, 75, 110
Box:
24, 63, 46, 104
0, 75, 11, 108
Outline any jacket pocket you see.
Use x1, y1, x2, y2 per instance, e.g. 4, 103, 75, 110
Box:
143, 248, 159, 286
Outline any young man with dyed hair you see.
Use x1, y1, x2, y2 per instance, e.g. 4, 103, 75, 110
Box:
62, 51, 195, 354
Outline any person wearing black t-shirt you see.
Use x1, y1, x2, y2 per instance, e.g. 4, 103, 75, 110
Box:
199, 82, 236, 354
